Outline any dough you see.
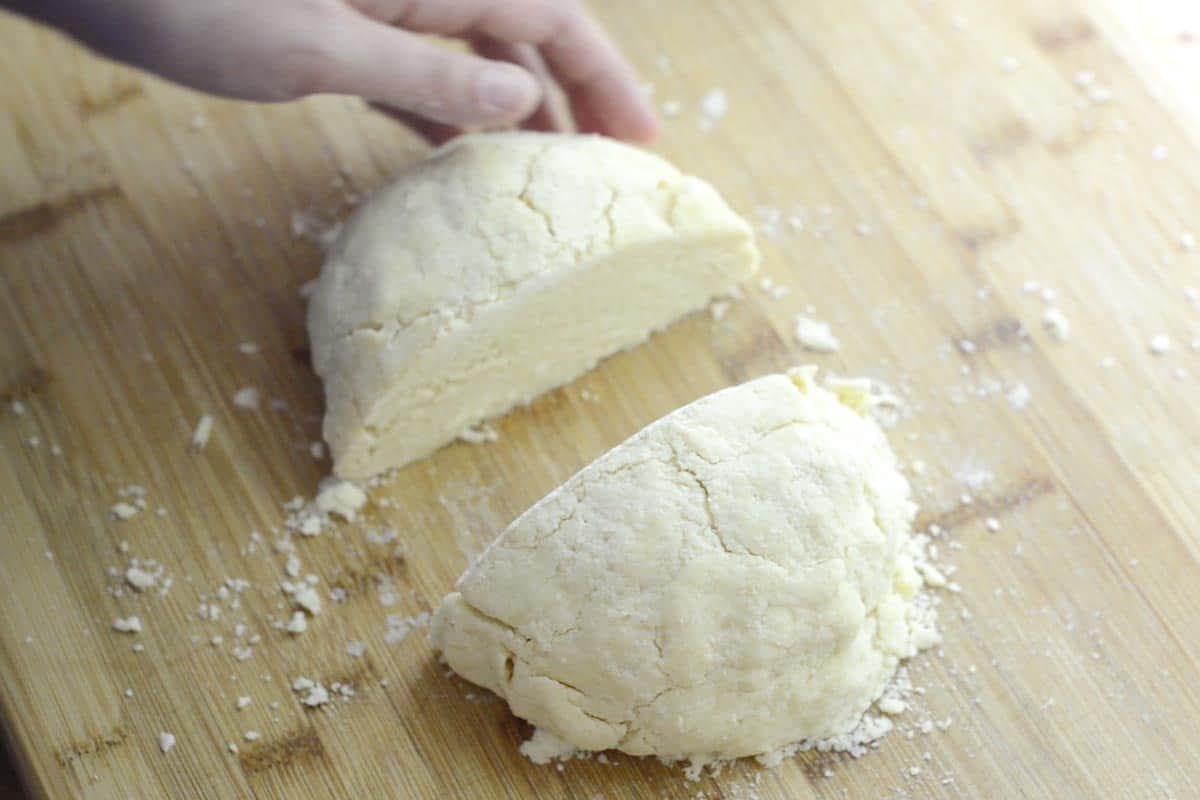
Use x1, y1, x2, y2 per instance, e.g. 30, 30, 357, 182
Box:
430, 367, 938, 766
308, 132, 759, 478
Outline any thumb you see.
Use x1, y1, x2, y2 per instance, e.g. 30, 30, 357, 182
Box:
321, 15, 542, 128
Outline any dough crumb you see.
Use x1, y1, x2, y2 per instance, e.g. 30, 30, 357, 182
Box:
292, 677, 332, 707
284, 582, 323, 616
700, 88, 728, 120
113, 616, 143, 634
313, 477, 368, 522
158, 732, 176, 753
232, 387, 260, 409
1006, 383, 1031, 410
1148, 335, 1171, 355
794, 314, 841, 352
125, 565, 159, 592
286, 611, 308, 634
384, 611, 430, 645
1042, 308, 1070, 341
459, 422, 499, 444
191, 414, 214, 450
111, 502, 141, 521
520, 728, 578, 765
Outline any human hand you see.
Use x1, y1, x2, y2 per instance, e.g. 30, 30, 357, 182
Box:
16, 0, 659, 142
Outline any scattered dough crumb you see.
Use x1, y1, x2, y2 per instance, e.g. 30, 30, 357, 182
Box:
1148, 335, 1171, 355
233, 387, 261, 409
384, 611, 430, 645
700, 88, 728, 120
314, 477, 368, 522
459, 422, 499, 444
520, 728, 578, 765
191, 414, 214, 450
158, 732, 176, 753
286, 611, 308, 634
292, 677, 332, 707
794, 314, 841, 352
111, 502, 141, 521
285, 582, 323, 616
113, 616, 143, 634
125, 566, 158, 592
1006, 383, 1031, 410
1042, 308, 1070, 341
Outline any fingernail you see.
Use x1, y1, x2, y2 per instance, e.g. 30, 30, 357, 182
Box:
479, 67, 537, 116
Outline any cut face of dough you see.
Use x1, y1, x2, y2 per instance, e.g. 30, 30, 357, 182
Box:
430, 368, 938, 765
308, 132, 759, 478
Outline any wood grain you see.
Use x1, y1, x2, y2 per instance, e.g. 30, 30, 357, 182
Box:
2, 0, 1200, 797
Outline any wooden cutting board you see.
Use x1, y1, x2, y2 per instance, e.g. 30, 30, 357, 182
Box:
2, 0, 1199, 797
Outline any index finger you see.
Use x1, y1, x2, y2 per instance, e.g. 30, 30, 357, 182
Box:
349, 0, 659, 141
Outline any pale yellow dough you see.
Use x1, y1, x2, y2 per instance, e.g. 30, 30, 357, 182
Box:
430, 368, 938, 766
308, 132, 759, 478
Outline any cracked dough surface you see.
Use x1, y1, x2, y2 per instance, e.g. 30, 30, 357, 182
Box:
430, 367, 937, 765
308, 132, 758, 478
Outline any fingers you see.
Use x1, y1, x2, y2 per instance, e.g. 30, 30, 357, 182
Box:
348, 0, 658, 141
470, 37, 569, 134
317, 14, 543, 129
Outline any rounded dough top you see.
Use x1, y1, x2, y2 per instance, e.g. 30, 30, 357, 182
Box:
430, 368, 938, 765
308, 132, 748, 376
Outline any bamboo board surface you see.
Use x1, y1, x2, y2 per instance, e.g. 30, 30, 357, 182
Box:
2, 1, 1200, 797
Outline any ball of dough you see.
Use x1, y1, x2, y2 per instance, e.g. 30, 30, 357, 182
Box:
430, 367, 938, 766
308, 132, 759, 478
